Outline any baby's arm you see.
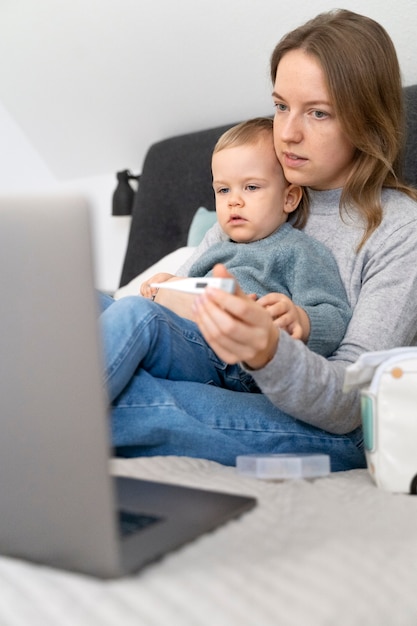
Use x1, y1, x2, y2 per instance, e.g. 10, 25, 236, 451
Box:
141, 273, 196, 320
140, 273, 179, 298
257, 293, 310, 342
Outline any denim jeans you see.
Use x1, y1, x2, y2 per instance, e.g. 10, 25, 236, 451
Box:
99, 294, 259, 402
99, 293, 366, 472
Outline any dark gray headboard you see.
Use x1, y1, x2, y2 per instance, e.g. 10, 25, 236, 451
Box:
119, 85, 417, 287
404, 84, 417, 183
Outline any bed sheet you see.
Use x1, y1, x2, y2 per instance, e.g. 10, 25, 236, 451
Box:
1, 456, 417, 626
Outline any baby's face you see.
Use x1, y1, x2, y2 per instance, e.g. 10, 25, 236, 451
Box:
212, 134, 291, 243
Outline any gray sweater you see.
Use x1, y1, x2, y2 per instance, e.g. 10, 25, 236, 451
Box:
187, 222, 351, 357
178, 188, 417, 434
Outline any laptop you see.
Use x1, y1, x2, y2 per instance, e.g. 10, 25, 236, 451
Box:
0, 194, 256, 578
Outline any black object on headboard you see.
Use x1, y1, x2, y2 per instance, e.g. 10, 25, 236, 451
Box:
119, 84, 417, 288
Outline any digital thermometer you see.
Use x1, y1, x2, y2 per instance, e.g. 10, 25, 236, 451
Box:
150, 277, 236, 295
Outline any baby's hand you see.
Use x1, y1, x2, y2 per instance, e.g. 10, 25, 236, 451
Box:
140, 273, 177, 299
257, 293, 310, 342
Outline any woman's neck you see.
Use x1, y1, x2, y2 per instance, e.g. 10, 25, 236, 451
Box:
307, 187, 342, 215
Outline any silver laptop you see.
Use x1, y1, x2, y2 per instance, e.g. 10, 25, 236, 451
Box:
0, 194, 255, 578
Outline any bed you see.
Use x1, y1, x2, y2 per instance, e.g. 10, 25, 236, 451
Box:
2, 457, 417, 625
2, 87, 417, 625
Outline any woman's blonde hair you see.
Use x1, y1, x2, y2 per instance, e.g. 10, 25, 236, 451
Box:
270, 9, 417, 248
214, 117, 308, 228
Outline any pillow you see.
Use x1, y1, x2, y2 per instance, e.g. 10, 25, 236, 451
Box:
187, 207, 217, 246
114, 246, 196, 299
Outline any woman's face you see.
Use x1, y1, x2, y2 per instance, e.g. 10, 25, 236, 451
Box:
272, 49, 356, 190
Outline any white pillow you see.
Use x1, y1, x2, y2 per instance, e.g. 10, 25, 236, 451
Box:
114, 246, 196, 299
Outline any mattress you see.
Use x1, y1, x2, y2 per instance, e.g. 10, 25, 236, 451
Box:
1, 455, 417, 626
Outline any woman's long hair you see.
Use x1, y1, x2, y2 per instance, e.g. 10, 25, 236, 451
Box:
270, 9, 417, 248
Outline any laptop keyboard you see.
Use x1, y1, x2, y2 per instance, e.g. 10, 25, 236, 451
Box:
118, 510, 163, 537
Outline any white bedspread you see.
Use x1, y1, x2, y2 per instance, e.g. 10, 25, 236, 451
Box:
1, 456, 417, 626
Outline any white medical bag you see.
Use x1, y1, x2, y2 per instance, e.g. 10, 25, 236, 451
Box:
344, 347, 417, 494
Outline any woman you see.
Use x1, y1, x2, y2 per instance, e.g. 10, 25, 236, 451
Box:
109, 9, 417, 471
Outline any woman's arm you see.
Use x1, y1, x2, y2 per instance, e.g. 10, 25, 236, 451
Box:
193, 221, 417, 435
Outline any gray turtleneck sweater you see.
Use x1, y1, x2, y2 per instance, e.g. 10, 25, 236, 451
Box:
178, 188, 417, 434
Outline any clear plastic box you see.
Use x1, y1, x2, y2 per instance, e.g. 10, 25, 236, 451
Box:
236, 453, 331, 480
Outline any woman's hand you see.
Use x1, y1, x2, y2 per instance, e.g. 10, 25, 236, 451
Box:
192, 264, 280, 370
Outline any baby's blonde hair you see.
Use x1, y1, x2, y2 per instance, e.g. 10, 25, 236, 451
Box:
214, 117, 273, 153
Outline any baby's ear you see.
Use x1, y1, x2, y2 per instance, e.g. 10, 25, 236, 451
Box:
284, 184, 303, 214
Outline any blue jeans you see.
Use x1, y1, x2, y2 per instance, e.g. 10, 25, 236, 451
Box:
99, 293, 366, 472
99, 294, 259, 402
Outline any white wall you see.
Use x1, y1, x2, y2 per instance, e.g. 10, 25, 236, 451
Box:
1, 0, 417, 291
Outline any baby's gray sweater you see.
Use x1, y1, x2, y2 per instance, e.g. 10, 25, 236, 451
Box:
188, 222, 351, 357
179, 188, 417, 434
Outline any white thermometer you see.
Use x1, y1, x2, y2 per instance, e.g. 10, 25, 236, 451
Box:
150, 277, 236, 295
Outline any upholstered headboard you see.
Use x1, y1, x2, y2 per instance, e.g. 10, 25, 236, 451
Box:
119, 85, 417, 288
